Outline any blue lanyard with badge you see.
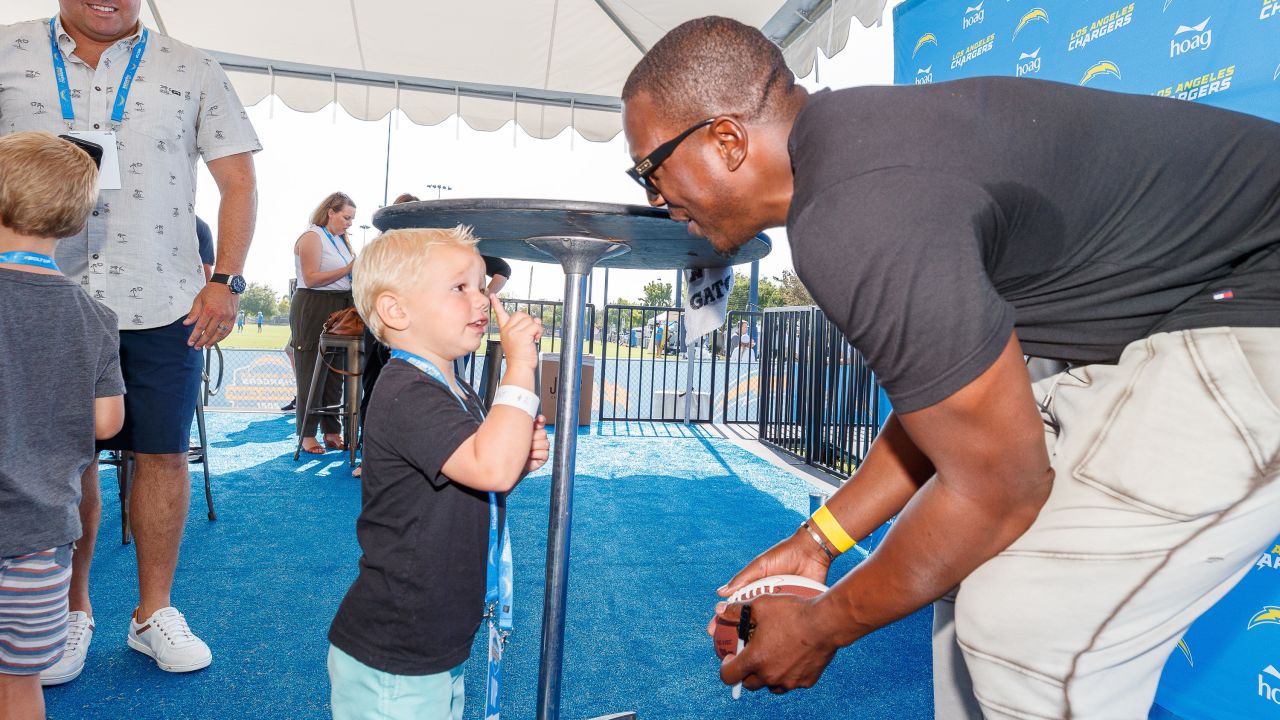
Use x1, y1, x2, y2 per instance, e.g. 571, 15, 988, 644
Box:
0, 251, 60, 271
320, 227, 354, 280
389, 349, 514, 720
48, 16, 147, 191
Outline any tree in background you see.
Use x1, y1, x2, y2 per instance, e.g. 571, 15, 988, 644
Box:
726, 272, 783, 312
777, 270, 815, 307
276, 296, 291, 319
608, 299, 648, 332
641, 279, 673, 307
239, 282, 279, 320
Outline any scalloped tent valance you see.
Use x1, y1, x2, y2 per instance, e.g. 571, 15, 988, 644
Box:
2, 0, 889, 141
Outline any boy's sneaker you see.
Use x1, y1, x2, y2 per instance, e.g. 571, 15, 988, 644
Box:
40, 611, 94, 686
127, 606, 212, 673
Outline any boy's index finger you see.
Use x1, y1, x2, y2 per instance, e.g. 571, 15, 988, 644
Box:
491, 300, 510, 326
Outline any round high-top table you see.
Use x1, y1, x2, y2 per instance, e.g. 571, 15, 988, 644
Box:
373, 199, 771, 720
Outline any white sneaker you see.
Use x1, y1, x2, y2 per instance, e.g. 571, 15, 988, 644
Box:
40, 611, 94, 686
126, 607, 212, 673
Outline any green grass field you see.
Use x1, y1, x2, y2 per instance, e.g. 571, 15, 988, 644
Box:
219, 323, 292, 350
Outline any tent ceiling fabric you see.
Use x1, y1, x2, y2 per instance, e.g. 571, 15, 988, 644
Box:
2, 0, 888, 141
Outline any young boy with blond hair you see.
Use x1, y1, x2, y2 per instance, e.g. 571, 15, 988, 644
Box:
0, 132, 125, 719
327, 226, 548, 719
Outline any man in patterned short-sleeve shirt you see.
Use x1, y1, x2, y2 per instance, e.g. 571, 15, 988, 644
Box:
0, 0, 261, 683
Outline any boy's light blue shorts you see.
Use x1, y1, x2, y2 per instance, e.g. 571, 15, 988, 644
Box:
328, 644, 464, 720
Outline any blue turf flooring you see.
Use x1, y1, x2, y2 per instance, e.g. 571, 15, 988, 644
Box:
43, 413, 932, 720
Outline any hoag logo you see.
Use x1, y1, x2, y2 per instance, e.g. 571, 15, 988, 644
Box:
1171, 17, 1211, 57
1016, 48, 1042, 76
1260, 665, 1280, 705
964, 2, 985, 29
915, 65, 934, 85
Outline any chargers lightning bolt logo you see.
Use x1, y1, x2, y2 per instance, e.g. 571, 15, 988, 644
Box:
1080, 61, 1122, 85
1177, 639, 1193, 666
913, 33, 938, 58
1248, 605, 1280, 630
1014, 8, 1049, 39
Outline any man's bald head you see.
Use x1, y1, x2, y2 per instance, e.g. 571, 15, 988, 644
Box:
623, 16, 799, 128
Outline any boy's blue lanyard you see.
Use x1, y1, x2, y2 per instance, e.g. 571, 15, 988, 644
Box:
319, 227, 353, 280
388, 349, 514, 719
0, 251, 59, 272
49, 17, 149, 126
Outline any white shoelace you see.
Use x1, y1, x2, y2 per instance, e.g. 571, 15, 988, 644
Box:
146, 607, 199, 649
64, 615, 91, 651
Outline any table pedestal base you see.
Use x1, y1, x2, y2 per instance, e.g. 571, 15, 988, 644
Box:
528, 237, 631, 720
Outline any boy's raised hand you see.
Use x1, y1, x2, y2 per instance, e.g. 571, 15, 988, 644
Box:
492, 300, 543, 372
525, 415, 549, 474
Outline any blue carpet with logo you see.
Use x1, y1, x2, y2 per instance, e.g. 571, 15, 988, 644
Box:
42, 413, 933, 720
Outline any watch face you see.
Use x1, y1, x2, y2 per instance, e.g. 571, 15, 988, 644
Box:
229, 275, 247, 294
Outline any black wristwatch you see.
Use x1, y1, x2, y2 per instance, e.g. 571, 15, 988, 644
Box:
210, 273, 247, 294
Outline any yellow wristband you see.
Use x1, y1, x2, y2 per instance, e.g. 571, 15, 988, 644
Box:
810, 505, 856, 554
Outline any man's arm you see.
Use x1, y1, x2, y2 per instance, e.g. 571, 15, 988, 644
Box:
182, 153, 257, 348
207, 153, 257, 277
819, 333, 1051, 640
721, 333, 1052, 690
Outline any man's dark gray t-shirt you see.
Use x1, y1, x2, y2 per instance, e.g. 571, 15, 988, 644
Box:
788, 78, 1280, 413
0, 268, 123, 557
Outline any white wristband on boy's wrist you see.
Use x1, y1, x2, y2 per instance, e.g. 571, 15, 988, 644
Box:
492, 385, 540, 419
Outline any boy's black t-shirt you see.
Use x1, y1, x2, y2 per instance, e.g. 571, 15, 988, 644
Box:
329, 359, 503, 675
787, 78, 1280, 414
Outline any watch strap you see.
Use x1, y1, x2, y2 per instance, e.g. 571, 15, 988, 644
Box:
210, 273, 245, 293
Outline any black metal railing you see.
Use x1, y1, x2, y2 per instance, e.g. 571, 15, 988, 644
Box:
598, 304, 719, 422
759, 306, 882, 480
721, 310, 763, 424
807, 311, 881, 478
209, 299, 880, 459
759, 307, 814, 460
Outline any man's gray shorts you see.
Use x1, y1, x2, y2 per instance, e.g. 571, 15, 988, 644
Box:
934, 327, 1280, 719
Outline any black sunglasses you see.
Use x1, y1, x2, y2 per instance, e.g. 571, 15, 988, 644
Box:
625, 118, 714, 195
58, 134, 104, 169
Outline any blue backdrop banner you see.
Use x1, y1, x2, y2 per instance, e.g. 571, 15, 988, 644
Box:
891, 3, 1280, 718
892, 0, 1280, 123
1154, 539, 1280, 718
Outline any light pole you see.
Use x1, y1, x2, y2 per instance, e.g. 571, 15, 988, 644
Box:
425, 183, 452, 199
359, 224, 370, 248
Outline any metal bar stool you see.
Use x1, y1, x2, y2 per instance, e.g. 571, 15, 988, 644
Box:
112, 344, 222, 545
294, 332, 363, 466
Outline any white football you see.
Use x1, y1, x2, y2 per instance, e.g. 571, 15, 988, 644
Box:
727, 574, 828, 603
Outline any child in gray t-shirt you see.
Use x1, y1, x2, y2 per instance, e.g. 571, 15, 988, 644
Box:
0, 133, 124, 716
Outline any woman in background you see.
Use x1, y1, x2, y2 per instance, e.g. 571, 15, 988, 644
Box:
290, 192, 357, 455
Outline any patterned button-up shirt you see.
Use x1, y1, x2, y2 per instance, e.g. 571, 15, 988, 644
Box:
0, 17, 261, 330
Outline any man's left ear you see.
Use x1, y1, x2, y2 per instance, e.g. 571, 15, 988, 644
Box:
712, 117, 748, 172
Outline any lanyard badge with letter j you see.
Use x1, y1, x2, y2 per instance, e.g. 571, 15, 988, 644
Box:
388, 349, 514, 719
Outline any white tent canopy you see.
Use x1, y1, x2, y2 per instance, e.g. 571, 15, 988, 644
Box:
3, 0, 888, 141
